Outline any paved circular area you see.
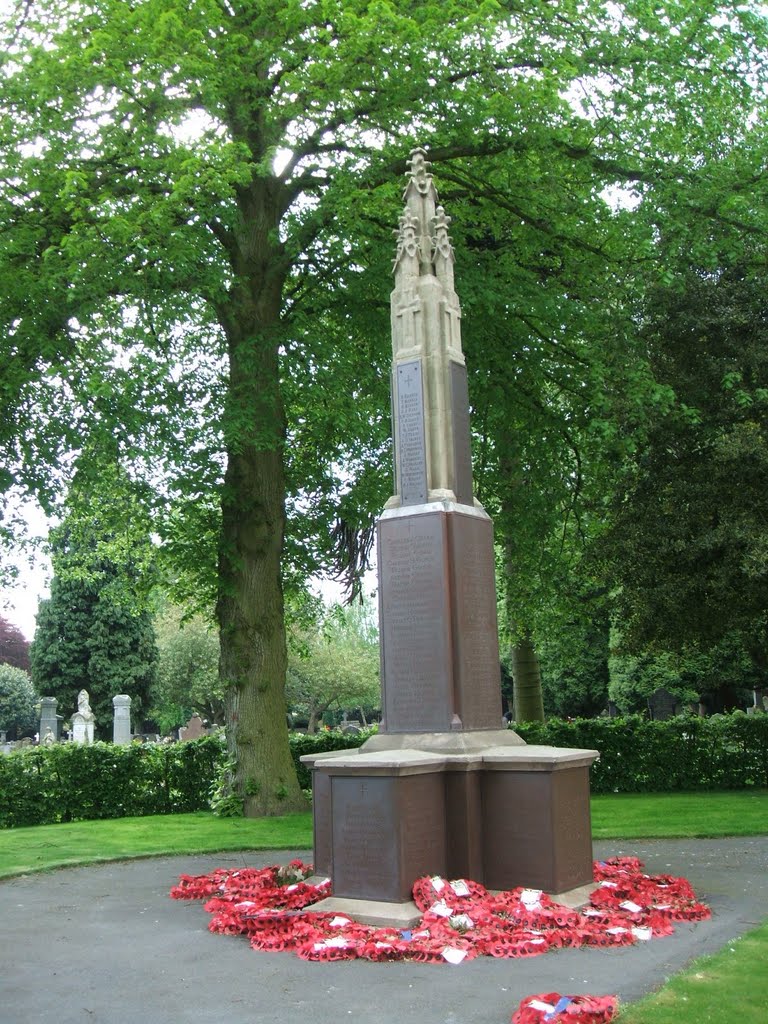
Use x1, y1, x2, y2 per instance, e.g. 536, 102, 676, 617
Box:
1, 837, 766, 1024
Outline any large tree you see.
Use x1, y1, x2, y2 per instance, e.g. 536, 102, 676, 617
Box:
3, 2, 768, 806
599, 258, 768, 704
29, 463, 159, 734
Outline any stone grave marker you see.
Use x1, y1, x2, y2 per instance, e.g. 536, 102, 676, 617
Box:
71, 690, 95, 744
647, 686, 679, 721
179, 715, 206, 741
112, 694, 132, 745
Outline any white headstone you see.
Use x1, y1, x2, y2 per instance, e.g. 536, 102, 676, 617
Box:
72, 690, 95, 744
112, 694, 132, 745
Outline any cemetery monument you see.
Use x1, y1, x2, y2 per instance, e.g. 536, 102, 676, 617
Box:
112, 694, 133, 745
71, 689, 95, 744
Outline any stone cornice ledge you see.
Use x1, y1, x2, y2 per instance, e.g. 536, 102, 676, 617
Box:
301, 744, 599, 775
481, 745, 599, 771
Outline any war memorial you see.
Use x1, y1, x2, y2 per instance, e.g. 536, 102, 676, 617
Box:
303, 150, 598, 924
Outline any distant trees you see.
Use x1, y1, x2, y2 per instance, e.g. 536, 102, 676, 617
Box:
286, 601, 380, 734
538, 606, 611, 720
150, 605, 223, 734
0, 663, 38, 738
29, 467, 158, 736
0, 615, 29, 671
599, 260, 768, 709
31, 576, 158, 737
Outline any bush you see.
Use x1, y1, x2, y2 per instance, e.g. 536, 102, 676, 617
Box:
0, 735, 224, 828
514, 713, 768, 793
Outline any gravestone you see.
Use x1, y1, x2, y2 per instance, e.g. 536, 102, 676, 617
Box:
647, 687, 679, 721
39, 697, 60, 743
112, 695, 132, 745
71, 689, 95, 745
179, 715, 206, 741
303, 150, 598, 922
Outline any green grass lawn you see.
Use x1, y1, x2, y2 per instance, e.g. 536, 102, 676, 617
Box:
1, 789, 765, 879
591, 789, 768, 839
0, 810, 313, 879
616, 919, 768, 1024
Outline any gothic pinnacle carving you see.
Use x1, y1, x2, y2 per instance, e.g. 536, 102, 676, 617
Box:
397, 148, 456, 283
389, 146, 472, 508
405, 146, 432, 194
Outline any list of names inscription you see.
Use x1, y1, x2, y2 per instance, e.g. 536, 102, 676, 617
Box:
396, 360, 428, 505
379, 515, 453, 731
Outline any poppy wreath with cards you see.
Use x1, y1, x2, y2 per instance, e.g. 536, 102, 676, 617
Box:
512, 993, 619, 1024
170, 856, 710, 964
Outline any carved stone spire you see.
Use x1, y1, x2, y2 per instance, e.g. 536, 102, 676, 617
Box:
388, 146, 473, 509
402, 147, 438, 277
432, 205, 455, 290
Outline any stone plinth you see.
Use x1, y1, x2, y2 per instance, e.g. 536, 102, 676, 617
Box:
378, 502, 502, 734
476, 746, 595, 893
303, 741, 598, 911
314, 750, 448, 902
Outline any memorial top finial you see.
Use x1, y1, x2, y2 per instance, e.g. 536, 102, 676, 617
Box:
400, 146, 439, 277
405, 147, 432, 195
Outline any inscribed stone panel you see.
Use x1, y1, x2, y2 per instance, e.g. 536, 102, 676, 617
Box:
448, 514, 502, 729
396, 360, 427, 505
378, 513, 453, 732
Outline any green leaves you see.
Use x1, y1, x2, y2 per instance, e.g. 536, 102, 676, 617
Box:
598, 258, 768, 672
286, 600, 379, 730
3, 0, 768, 804
0, 664, 38, 738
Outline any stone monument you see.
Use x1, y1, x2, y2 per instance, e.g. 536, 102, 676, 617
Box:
179, 714, 206, 741
112, 694, 132, 745
39, 696, 60, 744
303, 149, 598, 923
71, 689, 95, 745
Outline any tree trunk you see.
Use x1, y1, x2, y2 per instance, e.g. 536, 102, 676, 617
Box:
511, 631, 545, 723
216, 256, 307, 815
218, 435, 306, 814
497, 455, 546, 725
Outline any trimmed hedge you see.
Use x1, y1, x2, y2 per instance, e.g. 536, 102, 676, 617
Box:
3, 716, 765, 828
0, 736, 224, 828
289, 729, 369, 790
515, 714, 768, 793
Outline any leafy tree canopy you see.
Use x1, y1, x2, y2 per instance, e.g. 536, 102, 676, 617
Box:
539, 601, 610, 719
286, 599, 379, 733
599, 257, 768, 685
29, 462, 159, 735
3, 0, 768, 805
150, 603, 223, 734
